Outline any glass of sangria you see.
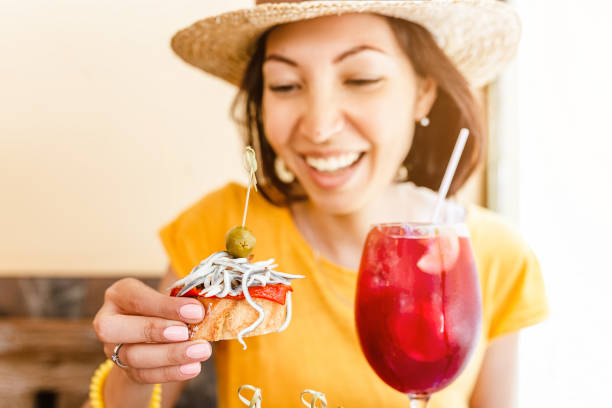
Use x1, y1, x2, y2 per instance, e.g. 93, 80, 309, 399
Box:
355, 222, 481, 407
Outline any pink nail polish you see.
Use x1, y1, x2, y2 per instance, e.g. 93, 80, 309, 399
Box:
180, 304, 204, 320
186, 343, 212, 359
163, 326, 189, 341
179, 362, 201, 375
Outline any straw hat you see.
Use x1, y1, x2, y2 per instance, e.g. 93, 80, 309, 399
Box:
171, 0, 521, 88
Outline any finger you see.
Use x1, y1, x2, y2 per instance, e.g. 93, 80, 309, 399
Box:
128, 362, 203, 384
103, 341, 212, 369
95, 314, 189, 344
105, 278, 205, 323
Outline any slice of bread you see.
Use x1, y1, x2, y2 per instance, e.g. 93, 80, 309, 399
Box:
188, 297, 287, 341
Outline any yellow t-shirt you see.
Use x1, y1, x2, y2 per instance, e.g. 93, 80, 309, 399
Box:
159, 183, 548, 408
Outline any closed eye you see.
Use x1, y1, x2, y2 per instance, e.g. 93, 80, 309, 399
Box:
268, 84, 301, 93
345, 78, 384, 86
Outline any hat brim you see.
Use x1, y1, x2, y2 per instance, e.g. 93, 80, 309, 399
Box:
171, 0, 521, 88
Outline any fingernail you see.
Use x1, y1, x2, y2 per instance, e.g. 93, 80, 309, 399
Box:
180, 304, 204, 320
163, 326, 189, 341
186, 343, 212, 359
179, 362, 201, 375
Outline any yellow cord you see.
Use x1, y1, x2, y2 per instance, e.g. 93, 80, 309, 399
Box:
89, 359, 162, 408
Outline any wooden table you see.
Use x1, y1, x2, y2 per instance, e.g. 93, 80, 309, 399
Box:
0, 318, 103, 407
0, 277, 217, 408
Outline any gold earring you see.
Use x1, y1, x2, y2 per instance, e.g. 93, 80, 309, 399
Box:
274, 156, 295, 184
395, 165, 408, 182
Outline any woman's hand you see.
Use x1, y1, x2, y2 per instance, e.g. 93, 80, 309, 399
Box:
93, 277, 211, 384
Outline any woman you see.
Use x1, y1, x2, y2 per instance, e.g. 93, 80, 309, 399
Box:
89, 1, 548, 407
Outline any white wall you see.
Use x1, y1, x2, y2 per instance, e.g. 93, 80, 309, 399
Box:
0, 1, 251, 276
514, 1, 612, 405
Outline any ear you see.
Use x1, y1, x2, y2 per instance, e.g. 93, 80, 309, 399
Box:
413, 76, 438, 121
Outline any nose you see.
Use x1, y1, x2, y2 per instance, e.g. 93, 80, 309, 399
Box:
298, 88, 344, 144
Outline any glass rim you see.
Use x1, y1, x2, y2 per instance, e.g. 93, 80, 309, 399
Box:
370, 221, 468, 228
369, 221, 470, 237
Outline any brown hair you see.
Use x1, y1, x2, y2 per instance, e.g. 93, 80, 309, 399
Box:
232, 17, 485, 206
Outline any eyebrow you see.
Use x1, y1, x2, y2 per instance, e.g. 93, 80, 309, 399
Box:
264, 44, 385, 67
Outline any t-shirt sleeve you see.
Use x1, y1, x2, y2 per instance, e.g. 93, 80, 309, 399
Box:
482, 219, 549, 339
158, 184, 241, 279
159, 216, 199, 279
488, 245, 549, 339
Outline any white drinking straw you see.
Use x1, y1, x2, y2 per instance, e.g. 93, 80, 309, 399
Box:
431, 128, 470, 223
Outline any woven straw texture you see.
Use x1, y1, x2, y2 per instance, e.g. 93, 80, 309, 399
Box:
171, 0, 521, 88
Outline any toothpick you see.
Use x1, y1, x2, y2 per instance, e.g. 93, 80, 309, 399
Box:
241, 146, 258, 228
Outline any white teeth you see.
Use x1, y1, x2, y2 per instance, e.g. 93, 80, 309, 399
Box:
305, 152, 361, 172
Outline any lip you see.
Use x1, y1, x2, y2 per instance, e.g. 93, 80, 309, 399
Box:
299, 152, 366, 190
298, 150, 364, 159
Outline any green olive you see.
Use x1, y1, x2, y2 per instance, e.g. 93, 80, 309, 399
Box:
225, 226, 256, 258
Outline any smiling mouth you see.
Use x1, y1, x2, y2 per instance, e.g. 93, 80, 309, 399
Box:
303, 152, 366, 173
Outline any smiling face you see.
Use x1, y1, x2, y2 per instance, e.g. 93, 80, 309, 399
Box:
262, 13, 437, 214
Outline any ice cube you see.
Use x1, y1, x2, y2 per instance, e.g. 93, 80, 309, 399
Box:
416, 232, 460, 274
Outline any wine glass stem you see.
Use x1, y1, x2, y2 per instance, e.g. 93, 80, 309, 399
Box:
408, 394, 430, 408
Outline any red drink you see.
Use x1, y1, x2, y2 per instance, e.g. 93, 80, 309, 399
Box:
355, 223, 481, 395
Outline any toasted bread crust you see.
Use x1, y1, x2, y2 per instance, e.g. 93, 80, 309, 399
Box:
188, 297, 287, 341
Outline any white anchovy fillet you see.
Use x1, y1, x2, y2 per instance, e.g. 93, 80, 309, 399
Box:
277, 292, 292, 332
169, 251, 304, 349
237, 269, 264, 350
301, 389, 328, 408
238, 384, 262, 408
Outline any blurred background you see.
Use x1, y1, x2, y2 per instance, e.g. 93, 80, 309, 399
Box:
1, 0, 610, 406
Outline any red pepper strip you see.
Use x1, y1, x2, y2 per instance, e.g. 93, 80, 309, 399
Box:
170, 283, 292, 305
